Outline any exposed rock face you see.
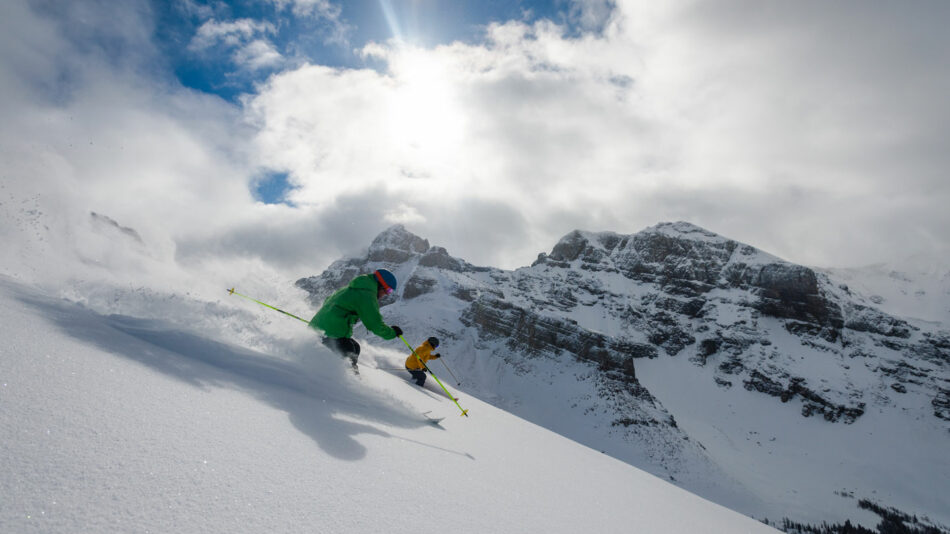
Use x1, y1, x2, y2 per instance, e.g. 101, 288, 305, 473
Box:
844, 303, 914, 338
460, 296, 653, 379
418, 246, 466, 272
934, 388, 950, 421
748, 263, 843, 331
543, 223, 844, 331
742, 370, 866, 423
402, 274, 438, 300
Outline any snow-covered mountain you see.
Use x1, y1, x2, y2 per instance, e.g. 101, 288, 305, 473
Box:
296, 223, 950, 531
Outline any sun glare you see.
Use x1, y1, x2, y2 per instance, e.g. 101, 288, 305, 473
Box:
387, 49, 466, 172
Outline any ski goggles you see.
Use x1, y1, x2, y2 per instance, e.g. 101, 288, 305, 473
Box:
374, 271, 394, 295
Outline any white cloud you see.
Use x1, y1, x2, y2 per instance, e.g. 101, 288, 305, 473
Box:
189, 18, 284, 71
244, 20, 671, 267
568, 0, 618, 32
272, 0, 339, 19
244, 0, 950, 269
190, 18, 276, 50
0, 0, 302, 293
3, 0, 949, 292
235, 39, 284, 71
267, 0, 351, 45
173, 0, 216, 20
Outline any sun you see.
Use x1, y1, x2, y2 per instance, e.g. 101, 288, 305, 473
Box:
386, 48, 467, 169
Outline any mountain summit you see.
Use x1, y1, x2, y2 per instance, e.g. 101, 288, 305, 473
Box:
367, 224, 430, 263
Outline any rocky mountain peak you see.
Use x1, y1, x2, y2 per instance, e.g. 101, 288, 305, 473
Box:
367, 224, 430, 263
645, 221, 730, 243
531, 222, 844, 345
548, 229, 624, 262
540, 223, 773, 281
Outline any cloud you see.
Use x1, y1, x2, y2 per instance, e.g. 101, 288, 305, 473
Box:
188, 18, 284, 70
173, 0, 216, 20
267, 0, 351, 45
243, 0, 950, 269
183, 2, 352, 73
567, 0, 618, 33
234, 39, 284, 70
3, 0, 949, 294
243, 19, 670, 267
0, 0, 280, 293
270, 0, 339, 18
190, 18, 276, 50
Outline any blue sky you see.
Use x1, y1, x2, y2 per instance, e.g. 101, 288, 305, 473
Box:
3, 0, 950, 278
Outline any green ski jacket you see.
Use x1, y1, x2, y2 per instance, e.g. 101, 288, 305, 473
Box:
309, 274, 398, 340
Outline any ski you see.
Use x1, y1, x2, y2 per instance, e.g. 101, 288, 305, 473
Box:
421, 411, 445, 425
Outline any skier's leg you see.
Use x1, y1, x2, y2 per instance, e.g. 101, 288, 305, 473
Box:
322, 337, 361, 369
408, 369, 427, 386
341, 338, 360, 369
321, 336, 344, 355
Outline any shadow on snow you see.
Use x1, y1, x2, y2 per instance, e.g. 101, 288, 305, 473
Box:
14, 286, 462, 462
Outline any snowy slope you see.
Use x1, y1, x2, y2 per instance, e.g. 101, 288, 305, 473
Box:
635, 341, 950, 527
821, 259, 950, 325
0, 276, 780, 534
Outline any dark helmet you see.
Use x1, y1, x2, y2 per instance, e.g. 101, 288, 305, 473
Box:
374, 269, 397, 294
427, 336, 439, 348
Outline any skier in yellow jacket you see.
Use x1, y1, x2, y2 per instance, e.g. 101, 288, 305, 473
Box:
405, 337, 441, 386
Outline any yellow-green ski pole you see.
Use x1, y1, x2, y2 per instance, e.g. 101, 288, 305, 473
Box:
227, 288, 309, 324
400, 335, 469, 417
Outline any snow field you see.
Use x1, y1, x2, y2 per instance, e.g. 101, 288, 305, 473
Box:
0, 277, 780, 533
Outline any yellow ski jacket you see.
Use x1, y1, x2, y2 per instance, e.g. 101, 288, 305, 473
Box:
405, 340, 440, 370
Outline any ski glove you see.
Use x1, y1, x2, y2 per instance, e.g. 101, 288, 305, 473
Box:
391, 325, 403, 336
432, 353, 441, 359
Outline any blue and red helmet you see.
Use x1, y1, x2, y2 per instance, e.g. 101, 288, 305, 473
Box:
374, 269, 397, 294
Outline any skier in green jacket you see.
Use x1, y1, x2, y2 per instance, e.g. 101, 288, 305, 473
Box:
308, 269, 403, 370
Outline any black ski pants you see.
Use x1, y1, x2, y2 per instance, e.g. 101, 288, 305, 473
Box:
322, 337, 360, 362
407, 368, 427, 386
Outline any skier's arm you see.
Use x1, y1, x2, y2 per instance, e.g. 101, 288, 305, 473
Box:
356, 291, 397, 340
